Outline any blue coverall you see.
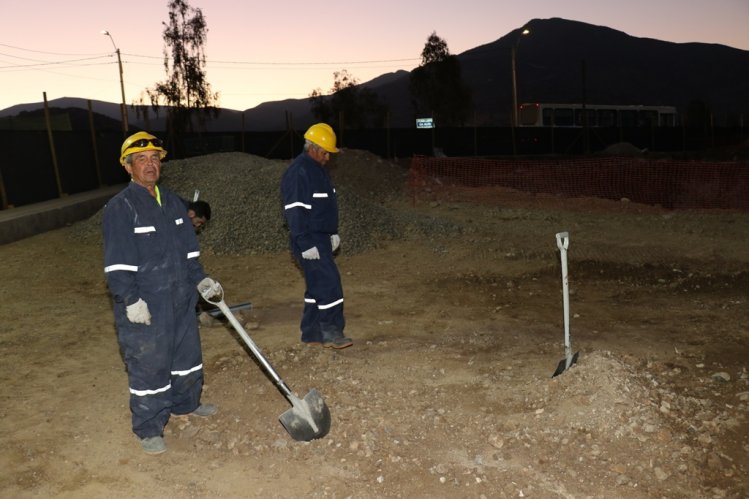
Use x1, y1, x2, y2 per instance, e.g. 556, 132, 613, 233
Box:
281, 152, 346, 344
103, 182, 206, 439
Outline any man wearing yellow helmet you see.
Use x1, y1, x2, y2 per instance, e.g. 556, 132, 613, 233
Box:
280, 123, 353, 349
102, 131, 221, 454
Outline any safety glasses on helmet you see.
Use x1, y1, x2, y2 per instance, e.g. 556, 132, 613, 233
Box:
125, 138, 163, 152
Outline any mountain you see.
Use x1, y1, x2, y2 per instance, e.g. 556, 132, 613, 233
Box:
0, 98, 248, 132
489, 18, 749, 125
0, 104, 125, 131
373, 17, 748, 127
2, 18, 747, 130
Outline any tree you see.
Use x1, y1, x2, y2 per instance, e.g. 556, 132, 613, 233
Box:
309, 70, 387, 129
409, 32, 472, 127
420, 32, 449, 65
139, 0, 219, 156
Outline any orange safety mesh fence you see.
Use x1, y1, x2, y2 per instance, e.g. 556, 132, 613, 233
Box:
408, 156, 749, 211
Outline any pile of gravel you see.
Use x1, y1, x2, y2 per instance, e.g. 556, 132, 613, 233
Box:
69, 150, 460, 255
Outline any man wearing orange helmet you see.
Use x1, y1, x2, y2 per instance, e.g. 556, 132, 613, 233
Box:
102, 131, 221, 454
281, 123, 353, 349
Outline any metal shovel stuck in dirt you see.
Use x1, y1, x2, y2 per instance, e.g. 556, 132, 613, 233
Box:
199, 281, 331, 441
552, 231, 579, 377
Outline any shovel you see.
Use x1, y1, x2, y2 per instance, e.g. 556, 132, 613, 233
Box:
552, 231, 579, 377
199, 301, 253, 319
199, 281, 331, 441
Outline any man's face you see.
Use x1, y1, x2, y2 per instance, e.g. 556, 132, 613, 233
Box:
308, 145, 331, 166
124, 150, 161, 187
188, 209, 208, 234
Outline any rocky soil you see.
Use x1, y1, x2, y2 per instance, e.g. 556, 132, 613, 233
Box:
2, 149, 748, 498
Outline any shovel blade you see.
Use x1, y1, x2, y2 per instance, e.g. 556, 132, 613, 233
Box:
278, 389, 331, 441
552, 351, 579, 378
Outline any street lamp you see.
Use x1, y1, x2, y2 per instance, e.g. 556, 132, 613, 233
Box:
511, 28, 530, 128
100, 30, 128, 134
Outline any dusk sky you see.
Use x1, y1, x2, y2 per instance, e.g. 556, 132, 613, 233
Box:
1, 0, 748, 112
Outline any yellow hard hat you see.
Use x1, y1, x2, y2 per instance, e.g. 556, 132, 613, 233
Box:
119, 131, 167, 166
304, 123, 339, 153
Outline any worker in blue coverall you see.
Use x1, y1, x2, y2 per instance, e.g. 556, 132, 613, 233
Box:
102, 131, 222, 455
281, 123, 353, 349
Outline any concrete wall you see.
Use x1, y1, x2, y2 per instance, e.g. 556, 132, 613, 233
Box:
0, 185, 124, 245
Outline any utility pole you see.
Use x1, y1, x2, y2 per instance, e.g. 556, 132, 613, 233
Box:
581, 59, 589, 154
510, 28, 530, 155
511, 28, 530, 128
101, 30, 128, 135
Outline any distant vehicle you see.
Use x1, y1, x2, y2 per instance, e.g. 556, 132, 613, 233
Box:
518, 103, 678, 128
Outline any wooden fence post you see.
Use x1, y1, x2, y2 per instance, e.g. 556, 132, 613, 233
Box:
241, 111, 246, 153
43, 92, 65, 197
87, 100, 104, 187
0, 167, 8, 209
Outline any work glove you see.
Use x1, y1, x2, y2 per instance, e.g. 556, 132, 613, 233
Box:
126, 298, 151, 325
197, 277, 222, 299
331, 234, 340, 252
302, 246, 320, 260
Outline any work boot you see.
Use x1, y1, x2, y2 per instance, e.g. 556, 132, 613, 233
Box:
140, 436, 166, 455
173, 403, 218, 419
191, 403, 218, 417
323, 336, 353, 349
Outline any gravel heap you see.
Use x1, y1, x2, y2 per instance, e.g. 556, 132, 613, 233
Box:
69, 150, 460, 255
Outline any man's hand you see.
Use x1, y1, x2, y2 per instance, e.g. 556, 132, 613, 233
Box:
197, 277, 222, 299
126, 298, 151, 325
302, 246, 320, 260
331, 234, 340, 251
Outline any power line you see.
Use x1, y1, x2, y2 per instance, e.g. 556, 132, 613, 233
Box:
200, 57, 419, 66
0, 42, 418, 68
0, 43, 106, 57
0, 55, 113, 70
0, 43, 419, 104
0, 61, 134, 86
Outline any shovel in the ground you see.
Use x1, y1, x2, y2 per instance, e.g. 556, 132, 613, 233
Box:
198, 280, 331, 441
552, 231, 579, 377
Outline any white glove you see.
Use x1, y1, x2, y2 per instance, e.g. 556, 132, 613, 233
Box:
331, 234, 340, 251
197, 277, 222, 299
302, 246, 320, 260
126, 298, 151, 325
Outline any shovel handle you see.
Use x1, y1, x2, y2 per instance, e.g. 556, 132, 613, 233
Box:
555, 231, 569, 251
198, 282, 294, 399
199, 280, 225, 305
555, 232, 572, 355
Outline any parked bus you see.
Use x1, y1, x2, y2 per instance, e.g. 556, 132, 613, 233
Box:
518, 103, 678, 128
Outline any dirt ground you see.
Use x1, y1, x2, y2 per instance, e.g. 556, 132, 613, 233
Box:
1, 155, 748, 498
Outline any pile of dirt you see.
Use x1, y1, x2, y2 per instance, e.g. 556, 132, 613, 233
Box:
68, 149, 454, 255
601, 142, 645, 156
165, 341, 742, 497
